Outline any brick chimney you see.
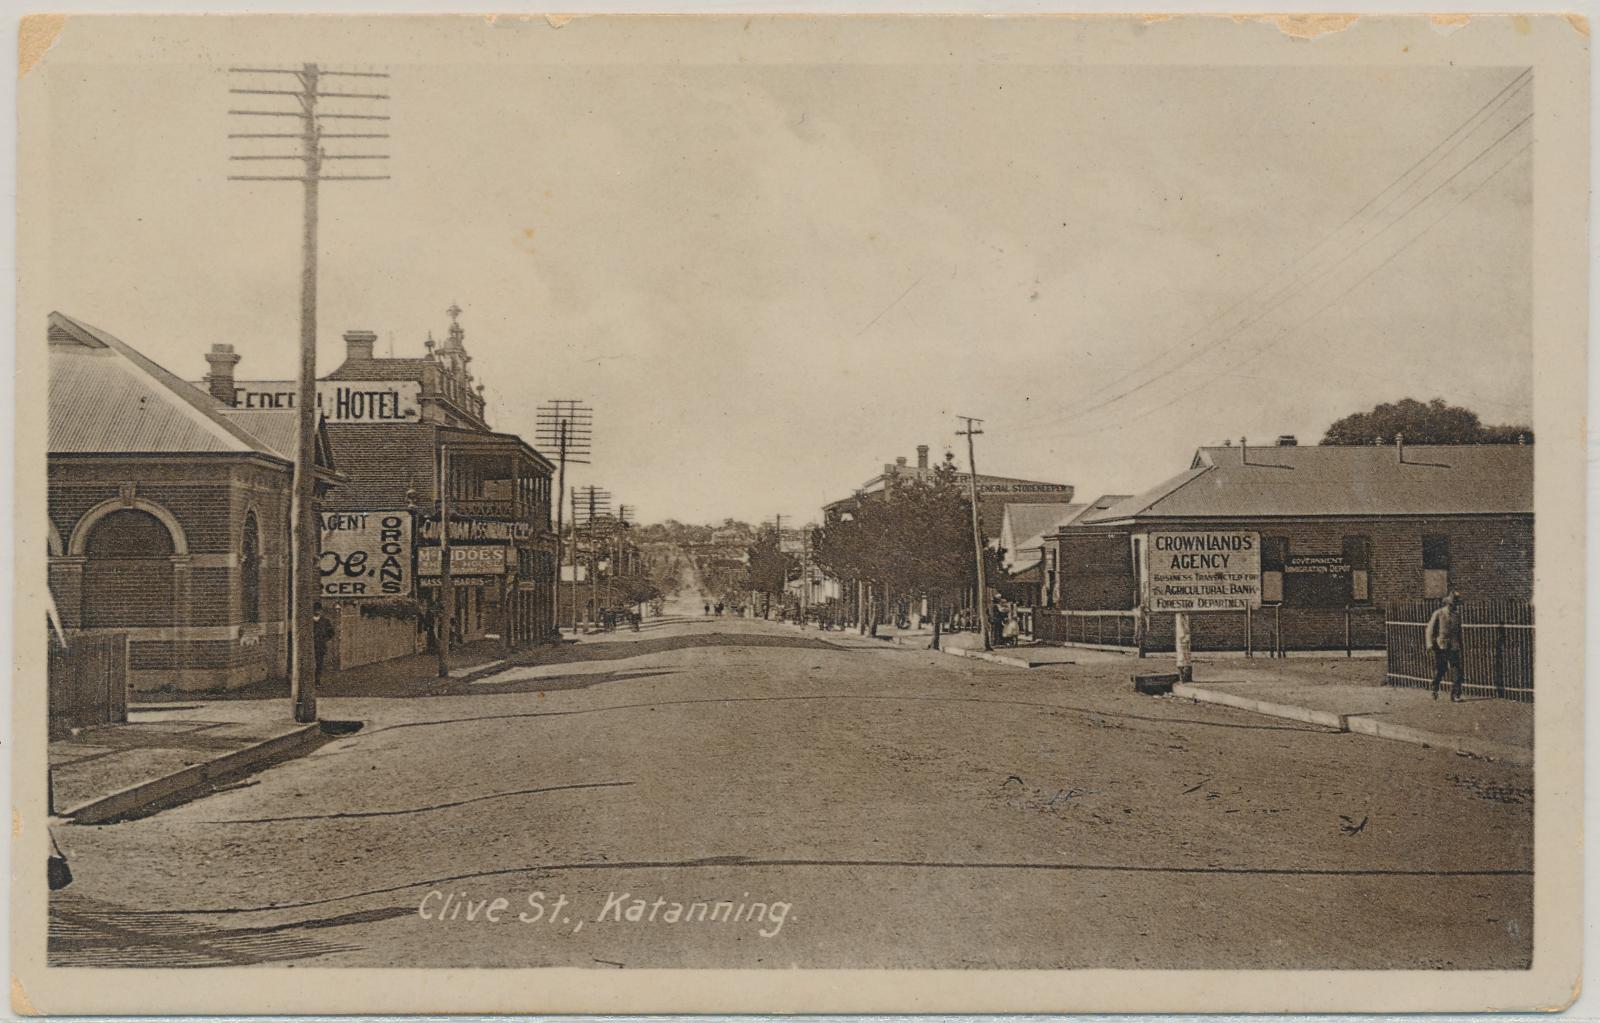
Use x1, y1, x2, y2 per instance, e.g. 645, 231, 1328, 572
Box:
343, 328, 378, 362
917, 444, 930, 469
204, 344, 240, 405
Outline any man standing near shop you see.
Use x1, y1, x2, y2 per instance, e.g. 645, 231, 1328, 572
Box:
1426, 591, 1466, 702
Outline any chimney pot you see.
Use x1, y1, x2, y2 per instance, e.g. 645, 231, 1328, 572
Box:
917, 444, 930, 469
343, 329, 378, 362
896, 456, 908, 467
1396, 432, 1406, 463
204, 343, 241, 405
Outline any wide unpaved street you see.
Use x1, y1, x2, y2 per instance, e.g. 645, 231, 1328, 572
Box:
50, 617, 1532, 969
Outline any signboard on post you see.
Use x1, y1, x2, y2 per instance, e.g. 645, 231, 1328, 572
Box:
319, 511, 413, 598
419, 545, 511, 577
226, 380, 423, 423
1145, 530, 1262, 612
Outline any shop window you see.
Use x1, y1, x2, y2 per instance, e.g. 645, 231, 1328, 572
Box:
241, 512, 262, 623
1343, 536, 1372, 603
1422, 535, 1451, 598
1261, 536, 1288, 604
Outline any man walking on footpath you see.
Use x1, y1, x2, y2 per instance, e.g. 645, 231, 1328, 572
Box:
1426, 591, 1466, 702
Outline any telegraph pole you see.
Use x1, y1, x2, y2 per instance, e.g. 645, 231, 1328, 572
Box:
229, 63, 390, 722
572, 485, 612, 631
536, 400, 592, 634
957, 416, 992, 651
799, 523, 810, 629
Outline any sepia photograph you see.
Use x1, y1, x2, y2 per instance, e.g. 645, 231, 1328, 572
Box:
10, 11, 1588, 1016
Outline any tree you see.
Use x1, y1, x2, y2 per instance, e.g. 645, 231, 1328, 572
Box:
1321, 398, 1532, 446
810, 464, 1005, 646
743, 524, 795, 603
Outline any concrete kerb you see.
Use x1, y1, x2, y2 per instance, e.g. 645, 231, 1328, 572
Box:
60, 722, 325, 825
1171, 682, 1347, 730
1170, 683, 1531, 765
864, 630, 1049, 668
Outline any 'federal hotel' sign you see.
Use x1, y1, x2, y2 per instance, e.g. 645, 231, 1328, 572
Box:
224, 380, 422, 423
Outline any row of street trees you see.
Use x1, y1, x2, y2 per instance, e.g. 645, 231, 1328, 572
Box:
809, 464, 1004, 647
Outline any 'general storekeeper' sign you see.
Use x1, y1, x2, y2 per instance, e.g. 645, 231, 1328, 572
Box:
319, 511, 413, 598
1145, 530, 1261, 612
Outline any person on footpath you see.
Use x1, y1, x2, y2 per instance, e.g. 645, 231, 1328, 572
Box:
1426, 591, 1466, 702
312, 603, 336, 680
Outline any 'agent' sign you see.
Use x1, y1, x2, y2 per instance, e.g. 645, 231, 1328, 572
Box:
1145, 531, 1261, 612
319, 511, 413, 598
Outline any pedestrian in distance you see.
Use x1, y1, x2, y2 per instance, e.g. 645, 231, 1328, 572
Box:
1426, 591, 1466, 702
704, 602, 711, 616
312, 602, 335, 679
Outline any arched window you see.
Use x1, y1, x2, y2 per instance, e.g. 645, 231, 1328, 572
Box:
85, 509, 175, 558
81, 509, 176, 628
241, 512, 262, 624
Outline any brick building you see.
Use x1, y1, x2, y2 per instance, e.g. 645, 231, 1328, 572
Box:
1050, 439, 1533, 652
199, 305, 560, 667
47, 312, 340, 691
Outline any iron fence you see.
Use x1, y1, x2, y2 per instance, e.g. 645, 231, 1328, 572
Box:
1035, 609, 1141, 649
1384, 598, 1533, 703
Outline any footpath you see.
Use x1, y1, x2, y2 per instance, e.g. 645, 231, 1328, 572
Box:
48, 619, 719, 824
791, 618, 1531, 767
48, 634, 577, 825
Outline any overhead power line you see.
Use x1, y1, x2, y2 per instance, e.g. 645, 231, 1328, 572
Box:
1007, 69, 1532, 434
1040, 132, 1533, 441
1020, 95, 1533, 435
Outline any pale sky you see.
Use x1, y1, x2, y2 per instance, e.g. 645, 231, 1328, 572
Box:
33, 19, 1533, 526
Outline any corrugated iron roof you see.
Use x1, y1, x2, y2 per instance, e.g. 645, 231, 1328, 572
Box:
48, 313, 280, 457
1002, 503, 1084, 547
1083, 444, 1532, 523
216, 409, 298, 460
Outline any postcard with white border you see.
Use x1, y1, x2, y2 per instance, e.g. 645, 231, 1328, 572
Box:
12, 11, 1587, 1015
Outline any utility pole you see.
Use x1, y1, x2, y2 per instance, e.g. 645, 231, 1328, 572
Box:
957, 416, 992, 651
569, 488, 580, 632
572, 485, 612, 631
773, 513, 783, 620
228, 63, 390, 722
799, 523, 810, 629
536, 400, 592, 635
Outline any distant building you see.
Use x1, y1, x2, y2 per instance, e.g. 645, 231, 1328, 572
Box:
997, 502, 1084, 607
823, 444, 1073, 544
1049, 438, 1533, 651
819, 444, 1074, 619
198, 305, 560, 668
47, 312, 340, 691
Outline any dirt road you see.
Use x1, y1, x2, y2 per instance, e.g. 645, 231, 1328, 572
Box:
51, 617, 1532, 969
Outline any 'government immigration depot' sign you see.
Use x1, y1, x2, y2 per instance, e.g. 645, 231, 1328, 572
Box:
1144, 530, 1262, 612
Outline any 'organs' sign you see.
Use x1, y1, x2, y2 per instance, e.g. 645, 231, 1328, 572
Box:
1145, 531, 1261, 612
319, 511, 413, 598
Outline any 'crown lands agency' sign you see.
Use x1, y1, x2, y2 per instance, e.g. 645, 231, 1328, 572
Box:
1144, 530, 1262, 612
